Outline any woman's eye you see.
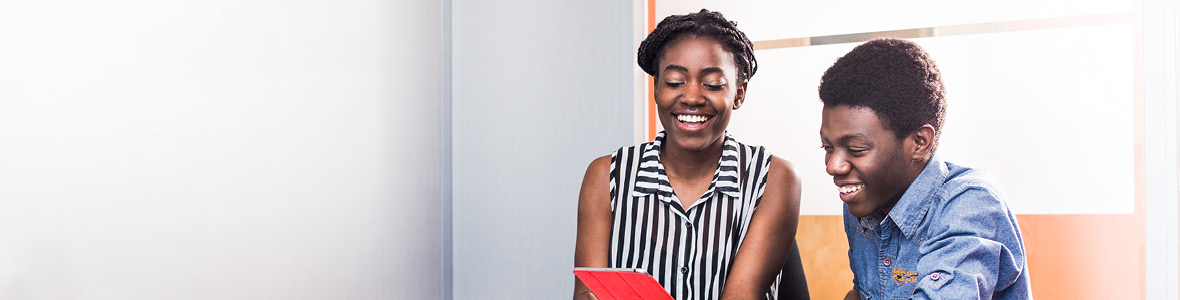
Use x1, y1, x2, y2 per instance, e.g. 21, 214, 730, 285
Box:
665, 81, 685, 87
704, 83, 724, 90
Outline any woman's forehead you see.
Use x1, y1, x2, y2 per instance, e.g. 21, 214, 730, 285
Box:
657, 36, 737, 71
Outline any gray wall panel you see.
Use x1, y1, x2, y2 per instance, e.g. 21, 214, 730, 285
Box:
451, 1, 635, 299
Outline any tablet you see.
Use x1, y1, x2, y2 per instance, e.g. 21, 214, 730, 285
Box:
573, 267, 674, 300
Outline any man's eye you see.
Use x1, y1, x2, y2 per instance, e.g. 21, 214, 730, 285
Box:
849, 148, 868, 154
820, 145, 834, 153
665, 81, 685, 87
704, 83, 724, 90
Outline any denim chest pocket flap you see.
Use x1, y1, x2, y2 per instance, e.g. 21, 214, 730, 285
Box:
918, 270, 954, 291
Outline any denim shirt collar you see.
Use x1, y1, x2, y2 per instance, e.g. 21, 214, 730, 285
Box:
884, 153, 948, 239
631, 131, 742, 206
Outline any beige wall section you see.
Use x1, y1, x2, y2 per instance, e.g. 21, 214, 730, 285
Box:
798, 214, 1145, 299
796, 216, 853, 299
1018, 214, 1144, 299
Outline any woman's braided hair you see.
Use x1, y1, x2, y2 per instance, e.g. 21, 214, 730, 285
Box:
637, 9, 758, 83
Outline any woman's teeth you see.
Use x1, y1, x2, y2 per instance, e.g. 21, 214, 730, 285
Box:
839, 185, 863, 194
677, 115, 709, 123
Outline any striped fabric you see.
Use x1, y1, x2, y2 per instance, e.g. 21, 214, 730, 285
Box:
608, 131, 779, 300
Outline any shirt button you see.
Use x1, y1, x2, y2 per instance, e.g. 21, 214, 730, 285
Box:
883, 257, 891, 266
930, 273, 940, 281
680, 267, 689, 274
685, 222, 693, 229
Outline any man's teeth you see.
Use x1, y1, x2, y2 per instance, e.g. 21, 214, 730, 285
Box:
839, 185, 863, 194
677, 115, 709, 123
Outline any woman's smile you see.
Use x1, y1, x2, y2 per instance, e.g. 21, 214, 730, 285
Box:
674, 113, 712, 131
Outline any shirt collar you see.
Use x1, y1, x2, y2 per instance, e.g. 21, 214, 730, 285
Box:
632, 131, 743, 203
886, 153, 948, 238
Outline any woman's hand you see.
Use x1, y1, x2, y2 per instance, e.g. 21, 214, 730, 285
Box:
844, 289, 861, 300
574, 289, 600, 300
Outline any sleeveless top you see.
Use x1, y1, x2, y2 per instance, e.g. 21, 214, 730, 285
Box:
608, 131, 781, 300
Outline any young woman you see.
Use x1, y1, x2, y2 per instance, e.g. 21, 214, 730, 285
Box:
574, 9, 805, 300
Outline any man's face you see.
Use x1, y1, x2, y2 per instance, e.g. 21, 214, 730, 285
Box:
819, 105, 914, 218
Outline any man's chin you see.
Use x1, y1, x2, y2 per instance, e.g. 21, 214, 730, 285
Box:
846, 203, 876, 219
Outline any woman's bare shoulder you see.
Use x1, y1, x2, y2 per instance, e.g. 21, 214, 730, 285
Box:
580, 154, 614, 196
767, 155, 799, 186
586, 154, 612, 177
764, 155, 801, 205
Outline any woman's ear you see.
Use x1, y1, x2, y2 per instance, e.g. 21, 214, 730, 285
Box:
733, 81, 747, 110
909, 124, 936, 160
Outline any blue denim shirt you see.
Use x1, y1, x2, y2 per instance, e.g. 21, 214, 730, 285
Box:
845, 154, 1032, 299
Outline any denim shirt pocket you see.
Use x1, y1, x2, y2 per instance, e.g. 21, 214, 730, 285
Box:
920, 270, 954, 290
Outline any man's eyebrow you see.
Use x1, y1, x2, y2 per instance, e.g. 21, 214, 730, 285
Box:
829, 133, 872, 145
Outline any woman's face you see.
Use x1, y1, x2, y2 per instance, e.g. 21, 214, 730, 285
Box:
654, 35, 745, 153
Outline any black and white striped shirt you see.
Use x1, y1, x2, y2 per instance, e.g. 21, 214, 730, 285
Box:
608, 131, 780, 300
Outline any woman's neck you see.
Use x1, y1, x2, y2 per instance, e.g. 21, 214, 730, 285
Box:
661, 136, 725, 181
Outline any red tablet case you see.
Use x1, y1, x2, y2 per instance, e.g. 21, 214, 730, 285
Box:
573, 268, 674, 300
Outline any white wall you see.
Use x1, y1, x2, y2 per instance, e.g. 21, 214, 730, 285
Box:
451, 0, 635, 299
1143, 0, 1180, 297
0, 1, 444, 299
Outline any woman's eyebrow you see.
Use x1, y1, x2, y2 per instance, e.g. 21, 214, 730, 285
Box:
662, 65, 725, 76
700, 67, 724, 75
662, 65, 688, 73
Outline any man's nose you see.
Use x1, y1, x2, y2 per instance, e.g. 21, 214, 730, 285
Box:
826, 154, 850, 176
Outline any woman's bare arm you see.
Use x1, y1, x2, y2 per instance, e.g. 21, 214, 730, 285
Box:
844, 289, 861, 300
720, 156, 802, 300
573, 155, 613, 300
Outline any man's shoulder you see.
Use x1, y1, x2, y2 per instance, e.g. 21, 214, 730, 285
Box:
922, 160, 1016, 227
939, 161, 1005, 203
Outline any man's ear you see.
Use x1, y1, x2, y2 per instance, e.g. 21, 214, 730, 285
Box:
733, 81, 747, 110
908, 124, 936, 160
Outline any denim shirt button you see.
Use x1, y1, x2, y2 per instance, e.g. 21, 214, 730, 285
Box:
883, 257, 891, 266
930, 273, 940, 281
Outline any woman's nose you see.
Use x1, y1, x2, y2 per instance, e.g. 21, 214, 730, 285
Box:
681, 84, 706, 106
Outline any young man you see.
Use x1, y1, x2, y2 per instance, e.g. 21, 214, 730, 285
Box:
817, 38, 1032, 299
